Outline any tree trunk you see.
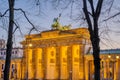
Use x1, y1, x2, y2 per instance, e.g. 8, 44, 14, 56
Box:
82, 0, 103, 80
93, 44, 100, 80
4, 0, 15, 80
92, 18, 101, 80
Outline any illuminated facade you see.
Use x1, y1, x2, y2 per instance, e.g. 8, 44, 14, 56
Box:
0, 47, 23, 79
85, 49, 120, 80
0, 39, 23, 79
21, 28, 90, 80
0, 28, 120, 80
21, 28, 120, 80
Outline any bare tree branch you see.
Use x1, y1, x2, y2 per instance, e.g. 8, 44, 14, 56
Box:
0, 9, 9, 17
1, 17, 8, 31
15, 20, 24, 37
96, 0, 103, 19
51, 0, 61, 8
103, 12, 120, 21
12, 21, 18, 34
83, 0, 93, 36
12, 20, 23, 38
88, 0, 94, 16
70, 0, 74, 18
14, 8, 40, 34
35, 0, 40, 5
106, 0, 115, 14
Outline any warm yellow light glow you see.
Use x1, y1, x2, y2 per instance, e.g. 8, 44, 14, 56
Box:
116, 56, 119, 59
108, 55, 111, 58
29, 43, 32, 47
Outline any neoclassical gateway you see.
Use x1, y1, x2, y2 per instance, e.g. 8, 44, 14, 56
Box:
21, 27, 120, 80
21, 28, 90, 80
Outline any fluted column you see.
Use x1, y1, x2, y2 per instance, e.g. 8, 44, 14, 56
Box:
33, 48, 43, 79
60, 46, 68, 79
103, 60, 107, 79
85, 59, 89, 80
25, 49, 34, 79
72, 44, 80, 80
114, 60, 117, 80
107, 60, 110, 79
116, 59, 120, 79
21, 53, 25, 79
45, 47, 57, 79
16, 62, 21, 79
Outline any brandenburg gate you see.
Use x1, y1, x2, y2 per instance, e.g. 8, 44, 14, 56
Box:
21, 28, 90, 80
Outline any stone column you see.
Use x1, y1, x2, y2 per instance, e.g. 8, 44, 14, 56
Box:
0, 63, 2, 78
88, 60, 94, 80
21, 54, 25, 79
33, 48, 43, 79
45, 47, 57, 79
116, 59, 120, 80
72, 45, 80, 80
16, 62, 21, 79
25, 49, 34, 79
60, 46, 68, 79
114, 60, 117, 80
9, 62, 12, 79
85, 59, 89, 80
103, 60, 107, 79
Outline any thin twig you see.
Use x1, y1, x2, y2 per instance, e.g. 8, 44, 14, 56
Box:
0, 9, 9, 17
103, 12, 120, 21
14, 8, 40, 34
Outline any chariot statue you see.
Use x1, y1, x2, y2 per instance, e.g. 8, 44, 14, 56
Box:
51, 14, 71, 31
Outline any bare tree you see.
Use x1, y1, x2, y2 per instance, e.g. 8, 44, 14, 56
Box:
49, 0, 119, 80
0, 0, 40, 80
4, 0, 15, 80
82, 0, 103, 80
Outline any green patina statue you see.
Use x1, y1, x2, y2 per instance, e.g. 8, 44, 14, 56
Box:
51, 14, 71, 31
51, 17, 61, 30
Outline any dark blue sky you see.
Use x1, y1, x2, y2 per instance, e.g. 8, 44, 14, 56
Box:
0, 0, 120, 49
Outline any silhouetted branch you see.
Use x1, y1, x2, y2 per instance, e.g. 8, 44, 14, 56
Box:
13, 20, 23, 37
106, 0, 115, 14
14, 8, 40, 34
83, 0, 93, 36
96, 0, 103, 19
103, 12, 120, 21
88, 0, 94, 16
35, 0, 40, 5
13, 21, 18, 34
0, 9, 9, 17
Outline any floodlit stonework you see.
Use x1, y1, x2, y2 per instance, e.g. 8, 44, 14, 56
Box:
0, 47, 23, 79
21, 28, 90, 80
0, 28, 120, 80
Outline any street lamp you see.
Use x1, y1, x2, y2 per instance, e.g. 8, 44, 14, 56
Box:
108, 54, 111, 59
28, 43, 32, 47
116, 56, 119, 59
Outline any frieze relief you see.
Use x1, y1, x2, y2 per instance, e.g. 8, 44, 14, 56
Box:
29, 38, 83, 48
